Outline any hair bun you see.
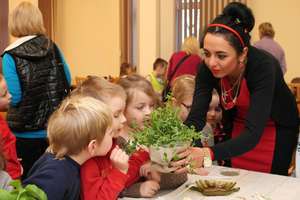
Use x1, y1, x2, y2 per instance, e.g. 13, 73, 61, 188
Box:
223, 2, 255, 32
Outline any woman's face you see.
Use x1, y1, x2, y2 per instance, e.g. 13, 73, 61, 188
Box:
125, 90, 154, 129
206, 94, 222, 126
203, 33, 246, 78
105, 96, 126, 138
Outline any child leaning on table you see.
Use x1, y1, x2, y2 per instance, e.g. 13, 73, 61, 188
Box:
23, 95, 114, 200
118, 74, 187, 193
74, 76, 155, 199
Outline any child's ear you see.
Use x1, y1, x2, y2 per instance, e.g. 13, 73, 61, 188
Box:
87, 139, 98, 156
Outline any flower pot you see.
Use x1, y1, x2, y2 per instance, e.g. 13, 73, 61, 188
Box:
149, 142, 190, 173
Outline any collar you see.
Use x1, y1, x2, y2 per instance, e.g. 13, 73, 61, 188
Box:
3, 35, 37, 52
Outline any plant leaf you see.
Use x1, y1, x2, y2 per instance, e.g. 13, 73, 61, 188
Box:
0, 189, 17, 200
25, 184, 48, 200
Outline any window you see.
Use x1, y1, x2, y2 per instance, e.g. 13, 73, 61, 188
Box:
175, 0, 247, 50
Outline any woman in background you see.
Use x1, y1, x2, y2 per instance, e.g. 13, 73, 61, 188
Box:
1, 2, 71, 178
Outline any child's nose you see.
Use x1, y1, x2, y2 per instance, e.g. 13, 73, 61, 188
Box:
120, 113, 126, 124
144, 106, 152, 116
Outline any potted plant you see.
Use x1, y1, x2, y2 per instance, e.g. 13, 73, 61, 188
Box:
130, 103, 202, 173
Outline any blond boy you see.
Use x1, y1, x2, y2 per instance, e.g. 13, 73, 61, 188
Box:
23, 95, 123, 200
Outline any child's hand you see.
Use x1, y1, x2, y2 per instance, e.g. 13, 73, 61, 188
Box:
139, 162, 151, 177
139, 180, 160, 197
148, 170, 161, 182
110, 145, 129, 174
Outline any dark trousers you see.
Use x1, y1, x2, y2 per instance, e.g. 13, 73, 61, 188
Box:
16, 137, 48, 179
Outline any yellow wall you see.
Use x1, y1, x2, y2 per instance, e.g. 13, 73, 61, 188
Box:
54, 0, 120, 78
8, 1, 299, 82
160, 0, 176, 63
248, 0, 300, 82
137, 0, 159, 76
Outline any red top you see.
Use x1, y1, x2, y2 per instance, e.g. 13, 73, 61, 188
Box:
224, 78, 276, 173
0, 115, 22, 179
80, 141, 149, 200
167, 51, 201, 85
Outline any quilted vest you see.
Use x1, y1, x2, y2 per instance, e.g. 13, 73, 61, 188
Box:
2, 35, 69, 131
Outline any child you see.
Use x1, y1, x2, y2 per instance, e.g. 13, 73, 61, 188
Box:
73, 76, 157, 199
119, 75, 186, 191
0, 144, 12, 190
171, 75, 195, 122
23, 95, 116, 200
0, 75, 22, 179
206, 90, 226, 146
146, 58, 168, 95
172, 75, 221, 147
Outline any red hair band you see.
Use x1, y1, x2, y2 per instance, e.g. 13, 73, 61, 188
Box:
208, 24, 245, 47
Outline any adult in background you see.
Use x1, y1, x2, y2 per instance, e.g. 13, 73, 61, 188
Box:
254, 22, 287, 75
1, 2, 71, 179
166, 36, 202, 87
172, 2, 298, 176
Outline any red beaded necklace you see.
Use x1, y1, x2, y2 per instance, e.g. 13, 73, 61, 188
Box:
220, 69, 244, 110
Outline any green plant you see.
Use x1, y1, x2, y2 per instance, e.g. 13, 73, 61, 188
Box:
0, 180, 47, 200
130, 103, 202, 148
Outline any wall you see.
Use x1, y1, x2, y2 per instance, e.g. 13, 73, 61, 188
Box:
8, 1, 298, 82
136, 0, 160, 76
54, 0, 120, 78
160, 0, 176, 63
248, 0, 300, 82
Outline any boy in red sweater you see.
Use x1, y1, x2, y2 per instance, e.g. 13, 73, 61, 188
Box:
76, 76, 157, 200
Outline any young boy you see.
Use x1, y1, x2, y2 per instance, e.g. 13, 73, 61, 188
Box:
23, 95, 119, 200
146, 58, 168, 95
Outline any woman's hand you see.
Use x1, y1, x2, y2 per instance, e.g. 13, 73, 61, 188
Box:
171, 147, 208, 174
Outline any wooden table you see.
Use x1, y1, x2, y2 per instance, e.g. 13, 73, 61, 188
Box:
120, 166, 300, 200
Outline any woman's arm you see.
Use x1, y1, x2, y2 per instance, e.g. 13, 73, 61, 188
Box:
55, 46, 71, 86
184, 63, 214, 131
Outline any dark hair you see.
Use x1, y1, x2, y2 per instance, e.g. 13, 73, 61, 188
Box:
201, 2, 254, 54
153, 58, 168, 70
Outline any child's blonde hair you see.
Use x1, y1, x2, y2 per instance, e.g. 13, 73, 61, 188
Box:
72, 75, 126, 102
172, 75, 195, 103
9, 1, 46, 37
47, 95, 112, 159
118, 74, 160, 107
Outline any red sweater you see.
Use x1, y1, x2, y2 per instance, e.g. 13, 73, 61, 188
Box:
80, 143, 149, 200
0, 115, 22, 179
167, 51, 202, 85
